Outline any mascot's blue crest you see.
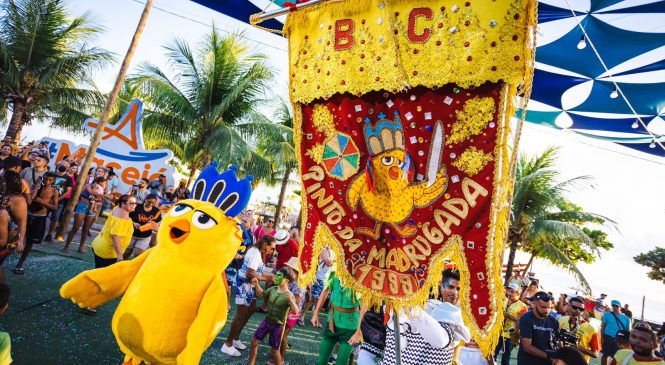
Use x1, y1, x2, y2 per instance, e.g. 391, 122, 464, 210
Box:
190, 163, 253, 218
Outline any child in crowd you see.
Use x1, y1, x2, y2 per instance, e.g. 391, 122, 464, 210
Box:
248, 268, 299, 365
282, 257, 305, 359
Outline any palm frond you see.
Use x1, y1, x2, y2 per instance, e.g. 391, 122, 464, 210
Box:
527, 240, 591, 291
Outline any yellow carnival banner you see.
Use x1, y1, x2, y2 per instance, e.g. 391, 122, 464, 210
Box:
283, 0, 536, 354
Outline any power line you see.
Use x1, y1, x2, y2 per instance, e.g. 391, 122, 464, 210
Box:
524, 123, 665, 167
128, 0, 288, 53
563, 0, 665, 153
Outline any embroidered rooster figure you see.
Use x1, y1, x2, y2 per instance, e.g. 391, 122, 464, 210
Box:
347, 111, 448, 238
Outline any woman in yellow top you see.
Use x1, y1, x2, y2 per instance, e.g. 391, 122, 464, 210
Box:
91, 194, 137, 268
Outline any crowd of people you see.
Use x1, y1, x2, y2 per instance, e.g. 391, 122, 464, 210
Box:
0, 139, 192, 278
0, 137, 663, 365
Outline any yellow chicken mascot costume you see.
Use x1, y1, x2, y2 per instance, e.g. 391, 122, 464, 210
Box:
60, 163, 253, 365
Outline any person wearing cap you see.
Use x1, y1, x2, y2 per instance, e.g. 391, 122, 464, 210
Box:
495, 283, 529, 365
595, 293, 609, 319
274, 229, 299, 270
611, 326, 664, 365
518, 291, 560, 365
601, 300, 632, 365
19, 152, 49, 188
559, 296, 600, 362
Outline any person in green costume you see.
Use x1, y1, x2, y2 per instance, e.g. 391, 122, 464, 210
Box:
311, 268, 366, 365
248, 268, 299, 365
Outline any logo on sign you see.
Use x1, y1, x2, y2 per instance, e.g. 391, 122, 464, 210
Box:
44, 99, 175, 193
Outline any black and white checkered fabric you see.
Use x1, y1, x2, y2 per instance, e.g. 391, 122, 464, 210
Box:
361, 341, 383, 357
378, 322, 455, 365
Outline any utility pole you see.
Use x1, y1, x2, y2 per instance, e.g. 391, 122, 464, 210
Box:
58, 0, 154, 237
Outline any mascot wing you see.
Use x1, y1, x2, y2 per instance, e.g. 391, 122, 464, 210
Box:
60, 250, 152, 309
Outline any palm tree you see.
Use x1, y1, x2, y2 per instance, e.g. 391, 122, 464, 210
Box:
0, 0, 113, 141
504, 147, 613, 290
130, 27, 276, 181
255, 97, 297, 226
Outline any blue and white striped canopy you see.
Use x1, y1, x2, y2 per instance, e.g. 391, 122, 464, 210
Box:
192, 0, 665, 157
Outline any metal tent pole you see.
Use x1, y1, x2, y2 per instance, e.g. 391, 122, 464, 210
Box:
393, 309, 402, 365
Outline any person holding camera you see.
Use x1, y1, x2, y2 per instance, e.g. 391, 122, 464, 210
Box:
518, 291, 560, 365
558, 296, 600, 362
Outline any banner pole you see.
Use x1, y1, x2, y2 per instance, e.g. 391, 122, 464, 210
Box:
251, 0, 327, 24
393, 309, 402, 365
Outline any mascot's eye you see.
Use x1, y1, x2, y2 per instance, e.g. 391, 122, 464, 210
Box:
170, 204, 192, 217
397, 160, 404, 168
192, 211, 217, 230
381, 156, 394, 166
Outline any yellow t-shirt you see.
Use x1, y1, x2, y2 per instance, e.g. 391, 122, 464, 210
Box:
0, 332, 12, 365
612, 349, 665, 365
559, 316, 600, 362
91, 214, 134, 259
502, 299, 528, 337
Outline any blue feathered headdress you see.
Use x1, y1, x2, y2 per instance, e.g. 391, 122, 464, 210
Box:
189, 163, 253, 218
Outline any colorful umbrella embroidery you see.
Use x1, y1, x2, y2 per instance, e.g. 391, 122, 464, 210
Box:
322, 133, 360, 180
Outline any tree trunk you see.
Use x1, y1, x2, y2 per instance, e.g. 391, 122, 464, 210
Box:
186, 162, 198, 188
273, 166, 292, 227
524, 254, 535, 277
60, 0, 154, 235
201, 153, 212, 170
6, 100, 26, 143
504, 231, 520, 286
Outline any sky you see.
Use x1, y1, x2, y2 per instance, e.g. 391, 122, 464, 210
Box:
18, 0, 665, 321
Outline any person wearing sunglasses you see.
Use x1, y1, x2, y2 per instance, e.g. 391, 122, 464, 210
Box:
601, 300, 632, 365
90, 195, 137, 269
559, 297, 600, 362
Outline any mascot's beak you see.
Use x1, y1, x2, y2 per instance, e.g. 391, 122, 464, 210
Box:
169, 219, 190, 244
388, 166, 400, 180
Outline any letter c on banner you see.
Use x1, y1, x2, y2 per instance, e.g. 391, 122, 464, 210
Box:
408, 8, 433, 43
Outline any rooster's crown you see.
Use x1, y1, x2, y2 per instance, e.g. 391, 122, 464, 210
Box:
363, 110, 405, 155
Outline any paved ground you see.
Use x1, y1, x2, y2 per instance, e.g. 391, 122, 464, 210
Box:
1, 237, 323, 365
0, 221, 603, 365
